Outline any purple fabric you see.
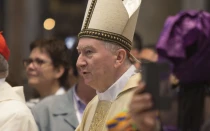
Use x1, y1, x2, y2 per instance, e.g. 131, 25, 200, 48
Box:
74, 88, 86, 115
77, 100, 86, 114
156, 10, 210, 83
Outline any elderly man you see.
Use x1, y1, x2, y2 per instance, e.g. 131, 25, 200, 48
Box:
76, 0, 142, 131
0, 33, 38, 131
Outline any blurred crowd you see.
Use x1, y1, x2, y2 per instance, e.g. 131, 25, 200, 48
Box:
0, 0, 210, 131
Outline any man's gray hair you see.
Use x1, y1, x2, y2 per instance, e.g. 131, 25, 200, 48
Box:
102, 41, 132, 66
0, 54, 9, 78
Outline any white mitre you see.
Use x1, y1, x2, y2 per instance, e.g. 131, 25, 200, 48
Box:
79, 0, 142, 58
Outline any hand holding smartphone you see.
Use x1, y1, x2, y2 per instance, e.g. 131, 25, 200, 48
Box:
141, 61, 172, 111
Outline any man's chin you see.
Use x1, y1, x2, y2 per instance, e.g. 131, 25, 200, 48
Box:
84, 79, 93, 86
84, 80, 90, 85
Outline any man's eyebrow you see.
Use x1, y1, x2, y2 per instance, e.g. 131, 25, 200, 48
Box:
77, 45, 93, 50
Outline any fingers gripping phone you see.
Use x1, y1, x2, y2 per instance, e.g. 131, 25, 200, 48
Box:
141, 61, 172, 110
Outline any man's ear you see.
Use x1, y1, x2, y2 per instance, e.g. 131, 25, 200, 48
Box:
55, 66, 65, 79
114, 49, 127, 68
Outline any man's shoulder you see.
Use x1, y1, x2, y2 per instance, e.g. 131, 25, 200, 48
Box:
32, 93, 68, 111
118, 73, 140, 96
87, 95, 98, 106
0, 100, 33, 119
1, 99, 29, 110
31, 88, 75, 116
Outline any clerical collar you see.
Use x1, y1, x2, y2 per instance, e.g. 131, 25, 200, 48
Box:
0, 78, 5, 86
97, 65, 136, 101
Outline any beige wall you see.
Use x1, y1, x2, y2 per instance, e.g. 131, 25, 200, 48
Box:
182, 0, 207, 10
4, 0, 41, 86
135, 0, 182, 45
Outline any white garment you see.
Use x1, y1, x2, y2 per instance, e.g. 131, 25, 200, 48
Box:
96, 65, 137, 101
0, 78, 5, 84
55, 87, 66, 95
0, 79, 38, 131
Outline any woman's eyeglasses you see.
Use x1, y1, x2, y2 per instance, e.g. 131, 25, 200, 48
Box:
23, 58, 51, 68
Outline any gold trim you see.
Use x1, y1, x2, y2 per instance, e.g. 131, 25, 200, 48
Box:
83, 0, 97, 29
78, 28, 132, 51
89, 101, 112, 131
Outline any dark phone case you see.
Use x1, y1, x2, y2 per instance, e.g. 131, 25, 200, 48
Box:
141, 62, 172, 110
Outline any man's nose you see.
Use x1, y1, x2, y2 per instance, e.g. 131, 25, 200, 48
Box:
76, 54, 87, 69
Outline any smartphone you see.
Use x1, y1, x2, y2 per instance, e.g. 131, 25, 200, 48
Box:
141, 61, 172, 110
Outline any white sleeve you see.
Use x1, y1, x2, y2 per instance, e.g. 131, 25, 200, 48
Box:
0, 110, 38, 131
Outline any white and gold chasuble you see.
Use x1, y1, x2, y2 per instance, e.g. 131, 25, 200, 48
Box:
76, 66, 141, 131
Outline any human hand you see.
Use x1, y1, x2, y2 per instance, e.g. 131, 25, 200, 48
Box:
129, 82, 158, 131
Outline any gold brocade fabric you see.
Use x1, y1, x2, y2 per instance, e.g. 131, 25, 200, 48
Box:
89, 101, 112, 131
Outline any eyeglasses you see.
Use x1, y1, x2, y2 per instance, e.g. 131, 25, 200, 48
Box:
23, 58, 51, 68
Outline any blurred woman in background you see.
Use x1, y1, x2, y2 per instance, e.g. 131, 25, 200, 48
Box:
24, 39, 71, 108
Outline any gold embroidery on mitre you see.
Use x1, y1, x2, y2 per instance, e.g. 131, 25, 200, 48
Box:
89, 101, 112, 131
79, 29, 132, 52
83, 0, 97, 29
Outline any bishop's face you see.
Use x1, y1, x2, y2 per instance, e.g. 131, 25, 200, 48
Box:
76, 38, 116, 92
